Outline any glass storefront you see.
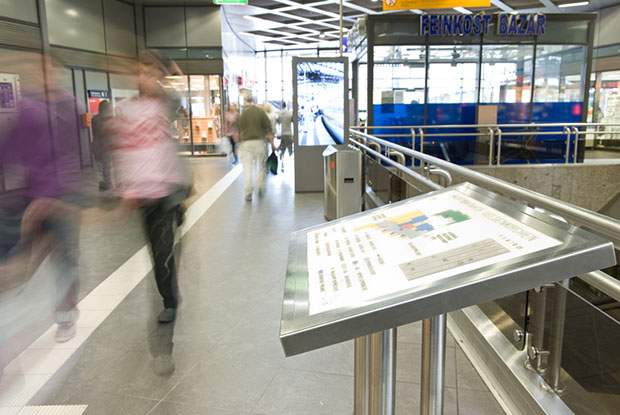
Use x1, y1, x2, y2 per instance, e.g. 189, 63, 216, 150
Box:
588, 69, 620, 149
351, 13, 595, 163
167, 74, 223, 155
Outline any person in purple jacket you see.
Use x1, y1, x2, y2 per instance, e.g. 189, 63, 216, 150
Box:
0, 57, 84, 346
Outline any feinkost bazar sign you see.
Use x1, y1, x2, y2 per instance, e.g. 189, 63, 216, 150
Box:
420, 13, 546, 36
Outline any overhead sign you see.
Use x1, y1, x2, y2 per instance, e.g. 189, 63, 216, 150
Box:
383, 0, 490, 11
87, 89, 109, 115
420, 13, 546, 36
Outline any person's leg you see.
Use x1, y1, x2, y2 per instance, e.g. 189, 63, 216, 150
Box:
48, 210, 80, 342
239, 142, 254, 200
252, 140, 266, 192
142, 200, 178, 321
228, 135, 238, 164
102, 153, 112, 190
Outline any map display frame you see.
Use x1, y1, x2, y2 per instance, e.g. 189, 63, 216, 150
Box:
280, 183, 616, 357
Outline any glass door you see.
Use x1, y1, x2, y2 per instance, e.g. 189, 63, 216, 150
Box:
166, 74, 222, 156
166, 75, 191, 154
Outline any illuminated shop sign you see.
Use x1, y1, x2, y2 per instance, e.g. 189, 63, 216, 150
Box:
420, 13, 546, 36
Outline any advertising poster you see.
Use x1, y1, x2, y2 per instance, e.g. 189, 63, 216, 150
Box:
88, 90, 110, 115
296, 61, 345, 146
0, 82, 16, 110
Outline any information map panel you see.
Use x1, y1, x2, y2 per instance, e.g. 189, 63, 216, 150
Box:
280, 183, 616, 357
306, 189, 560, 315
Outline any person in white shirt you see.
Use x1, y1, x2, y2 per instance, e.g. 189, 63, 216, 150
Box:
276, 102, 293, 172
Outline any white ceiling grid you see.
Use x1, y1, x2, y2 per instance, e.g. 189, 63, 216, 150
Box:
128, 0, 620, 49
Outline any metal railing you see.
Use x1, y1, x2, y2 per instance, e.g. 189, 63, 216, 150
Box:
352, 123, 620, 165
349, 127, 620, 403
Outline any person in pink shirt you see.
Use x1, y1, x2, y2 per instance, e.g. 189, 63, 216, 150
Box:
111, 51, 191, 323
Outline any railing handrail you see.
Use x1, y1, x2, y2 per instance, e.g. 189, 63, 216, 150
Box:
350, 128, 620, 305
352, 122, 620, 130
351, 128, 620, 243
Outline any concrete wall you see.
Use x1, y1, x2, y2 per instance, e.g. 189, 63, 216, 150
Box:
461, 163, 620, 213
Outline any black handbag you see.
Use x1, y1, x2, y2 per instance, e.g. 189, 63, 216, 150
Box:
266, 151, 278, 175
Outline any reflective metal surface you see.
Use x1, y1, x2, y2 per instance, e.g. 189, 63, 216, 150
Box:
449, 307, 575, 415
323, 145, 362, 221
420, 315, 447, 415
279, 182, 616, 357
354, 336, 370, 415
368, 329, 396, 415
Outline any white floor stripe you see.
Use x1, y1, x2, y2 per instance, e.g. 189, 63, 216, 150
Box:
0, 164, 242, 411
18, 405, 87, 415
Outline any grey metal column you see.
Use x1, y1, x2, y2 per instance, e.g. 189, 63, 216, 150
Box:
420, 314, 447, 415
354, 336, 370, 415
368, 328, 397, 415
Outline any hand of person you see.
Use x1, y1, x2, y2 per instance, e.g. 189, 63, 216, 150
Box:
19, 198, 62, 241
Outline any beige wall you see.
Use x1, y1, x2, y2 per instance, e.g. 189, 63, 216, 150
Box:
463, 163, 620, 212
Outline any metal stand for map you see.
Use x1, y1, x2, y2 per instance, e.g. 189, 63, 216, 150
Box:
279, 183, 616, 415
421, 315, 447, 415
354, 329, 397, 415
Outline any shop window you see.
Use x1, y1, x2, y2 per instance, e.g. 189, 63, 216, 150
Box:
480, 44, 534, 124
372, 46, 425, 138
533, 45, 586, 123
427, 44, 480, 123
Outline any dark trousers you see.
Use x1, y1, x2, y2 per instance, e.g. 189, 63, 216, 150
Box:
141, 199, 178, 309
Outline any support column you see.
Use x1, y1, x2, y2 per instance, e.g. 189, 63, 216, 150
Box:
420, 314, 447, 415
354, 336, 370, 415
368, 328, 397, 415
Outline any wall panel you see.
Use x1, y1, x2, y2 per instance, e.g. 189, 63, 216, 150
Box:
0, 0, 38, 23
103, 0, 136, 57
145, 7, 185, 47
0, 19, 42, 49
85, 70, 108, 91
186, 7, 221, 47
596, 4, 620, 47
45, 0, 106, 53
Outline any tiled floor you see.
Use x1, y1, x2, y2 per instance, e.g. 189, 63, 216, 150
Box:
1, 157, 505, 414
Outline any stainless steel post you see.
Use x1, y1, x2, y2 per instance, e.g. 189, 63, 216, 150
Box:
488, 128, 494, 166
418, 128, 425, 156
420, 314, 447, 415
496, 128, 502, 166
563, 127, 571, 164
355, 336, 370, 415
572, 127, 579, 164
530, 287, 548, 374
368, 328, 397, 415
547, 280, 568, 393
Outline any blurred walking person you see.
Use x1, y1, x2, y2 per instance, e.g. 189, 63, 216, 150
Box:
92, 100, 114, 190
238, 92, 275, 202
277, 102, 293, 172
224, 103, 240, 164
0, 55, 84, 349
111, 50, 191, 323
